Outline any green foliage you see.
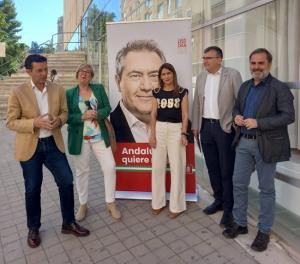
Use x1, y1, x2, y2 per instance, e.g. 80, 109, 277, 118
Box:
29, 41, 54, 54
0, 0, 26, 77
0, 12, 6, 39
43, 42, 55, 54
86, 4, 115, 41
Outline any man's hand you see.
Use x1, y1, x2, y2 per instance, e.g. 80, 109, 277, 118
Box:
33, 114, 53, 130
49, 115, 62, 129
234, 115, 245, 126
82, 110, 97, 121
244, 118, 258, 129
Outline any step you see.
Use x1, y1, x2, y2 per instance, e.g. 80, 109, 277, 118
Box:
48, 51, 86, 56
47, 58, 86, 63
0, 50, 87, 118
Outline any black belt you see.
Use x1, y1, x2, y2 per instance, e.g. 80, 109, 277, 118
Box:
38, 136, 54, 142
242, 134, 256, 140
203, 118, 219, 123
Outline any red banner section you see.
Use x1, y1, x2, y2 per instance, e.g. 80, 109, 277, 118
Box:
114, 143, 196, 197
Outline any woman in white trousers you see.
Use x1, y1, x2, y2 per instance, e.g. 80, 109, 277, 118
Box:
149, 63, 189, 219
66, 64, 121, 221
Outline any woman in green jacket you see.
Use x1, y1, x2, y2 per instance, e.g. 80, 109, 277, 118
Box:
66, 64, 121, 221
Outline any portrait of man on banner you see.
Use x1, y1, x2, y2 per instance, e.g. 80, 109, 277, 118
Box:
110, 39, 166, 143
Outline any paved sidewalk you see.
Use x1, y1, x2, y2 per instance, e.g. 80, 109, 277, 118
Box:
0, 121, 299, 264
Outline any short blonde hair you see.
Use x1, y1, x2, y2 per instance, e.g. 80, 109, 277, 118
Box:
76, 64, 94, 79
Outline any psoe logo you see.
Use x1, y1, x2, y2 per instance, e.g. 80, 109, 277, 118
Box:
177, 38, 187, 48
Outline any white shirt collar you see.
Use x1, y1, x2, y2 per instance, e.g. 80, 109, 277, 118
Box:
31, 80, 47, 93
119, 100, 147, 129
206, 66, 222, 75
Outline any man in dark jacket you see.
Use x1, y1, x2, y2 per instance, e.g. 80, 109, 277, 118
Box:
222, 48, 295, 252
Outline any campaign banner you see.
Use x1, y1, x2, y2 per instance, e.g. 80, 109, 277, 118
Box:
114, 143, 196, 200
106, 19, 197, 201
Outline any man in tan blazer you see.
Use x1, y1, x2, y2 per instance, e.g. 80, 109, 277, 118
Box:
192, 46, 242, 228
6, 54, 90, 248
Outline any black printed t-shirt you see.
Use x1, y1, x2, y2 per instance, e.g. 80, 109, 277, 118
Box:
152, 87, 188, 123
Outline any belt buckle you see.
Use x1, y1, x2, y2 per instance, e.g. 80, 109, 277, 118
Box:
38, 136, 52, 142
243, 134, 256, 140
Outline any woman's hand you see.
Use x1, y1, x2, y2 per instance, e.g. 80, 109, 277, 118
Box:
181, 134, 188, 146
149, 134, 157, 148
82, 110, 97, 121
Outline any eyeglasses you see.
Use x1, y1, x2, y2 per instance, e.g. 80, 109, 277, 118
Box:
202, 56, 220, 60
79, 70, 91, 75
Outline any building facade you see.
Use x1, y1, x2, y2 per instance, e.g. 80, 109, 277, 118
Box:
63, 0, 300, 222
63, 0, 92, 49
121, 0, 192, 21
57, 16, 64, 52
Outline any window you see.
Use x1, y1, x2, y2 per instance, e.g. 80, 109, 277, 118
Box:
167, 0, 172, 14
186, 8, 192, 17
144, 12, 152, 20
157, 3, 164, 19
146, 0, 152, 8
176, 0, 182, 8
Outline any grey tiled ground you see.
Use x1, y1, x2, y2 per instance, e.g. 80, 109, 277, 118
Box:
0, 121, 297, 264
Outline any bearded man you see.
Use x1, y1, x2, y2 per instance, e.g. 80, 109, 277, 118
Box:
222, 48, 295, 252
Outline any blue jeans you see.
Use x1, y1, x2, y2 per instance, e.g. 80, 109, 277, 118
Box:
20, 136, 75, 230
232, 137, 276, 233
200, 119, 235, 213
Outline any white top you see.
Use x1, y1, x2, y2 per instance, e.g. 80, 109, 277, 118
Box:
202, 67, 222, 119
78, 93, 102, 143
120, 100, 150, 142
52, 75, 59, 82
32, 80, 52, 138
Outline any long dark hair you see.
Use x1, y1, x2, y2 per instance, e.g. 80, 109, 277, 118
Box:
158, 63, 180, 95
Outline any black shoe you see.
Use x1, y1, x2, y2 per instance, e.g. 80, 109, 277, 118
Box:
203, 201, 223, 215
222, 222, 248, 239
27, 229, 41, 248
251, 231, 270, 252
61, 222, 90, 237
219, 212, 234, 228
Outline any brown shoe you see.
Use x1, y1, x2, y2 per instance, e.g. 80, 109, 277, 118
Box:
75, 204, 88, 222
61, 223, 90, 237
107, 202, 121, 219
27, 230, 41, 248
152, 207, 165, 215
169, 211, 183, 219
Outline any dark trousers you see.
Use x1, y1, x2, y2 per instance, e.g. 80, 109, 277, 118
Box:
200, 119, 235, 213
20, 136, 75, 230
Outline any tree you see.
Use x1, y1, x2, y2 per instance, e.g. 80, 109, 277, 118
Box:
0, 0, 26, 76
0, 11, 6, 40
85, 4, 115, 86
43, 42, 55, 54
86, 4, 115, 42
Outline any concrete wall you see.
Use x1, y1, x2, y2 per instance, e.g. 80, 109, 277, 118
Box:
63, 0, 92, 48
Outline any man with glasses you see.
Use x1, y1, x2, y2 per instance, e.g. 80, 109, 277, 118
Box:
192, 46, 242, 228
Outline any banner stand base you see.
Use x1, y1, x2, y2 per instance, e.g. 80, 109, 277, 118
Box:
116, 189, 199, 202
